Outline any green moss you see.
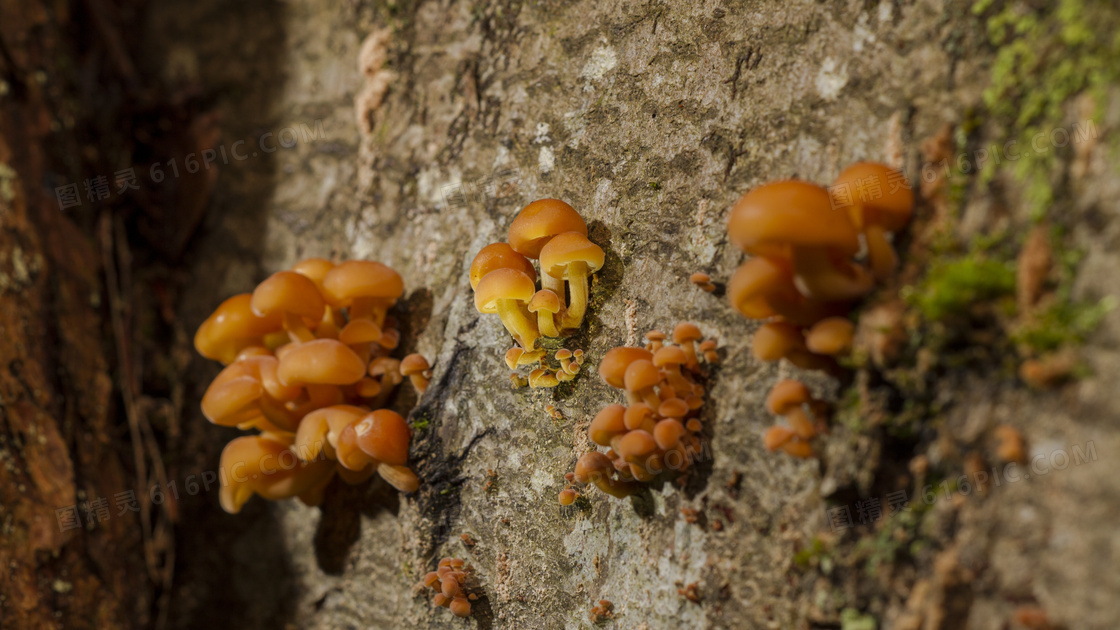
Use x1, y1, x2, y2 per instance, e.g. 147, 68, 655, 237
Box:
1013, 297, 1116, 352
840, 609, 877, 630
974, 0, 1120, 218
906, 253, 1016, 322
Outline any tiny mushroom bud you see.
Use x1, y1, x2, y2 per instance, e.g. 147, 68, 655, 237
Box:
598, 346, 654, 389
689, 272, 716, 292
830, 162, 914, 280
474, 267, 540, 350
400, 353, 431, 393
194, 293, 284, 364
729, 180, 872, 301
766, 379, 816, 439
251, 270, 326, 344
645, 330, 666, 352
558, 488, 578, 506
555, 348, 578, 375
528, 289, 562, 338
539, 231, 605, 330
805, 316, 855, 355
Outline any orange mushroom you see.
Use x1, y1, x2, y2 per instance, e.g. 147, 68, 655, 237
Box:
830, 162, 913, 280
251, 271, 325, 344
219, 433, 334, 514
598, 346, 654, 389
194, 293, 284, 364
528, 289, 562, 338
321, 260, 404, 327
539, 231, 605, 330
400, 353, 431, 394
766, 380, 816, 440
507, 198, 587, 259
474, 267, 539, 350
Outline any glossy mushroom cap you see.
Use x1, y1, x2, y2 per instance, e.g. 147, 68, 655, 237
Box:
219, 434, 334, 514
573, 451, 614, 484
294, 404, 368, 461
473, 268, 536, 313
538, 232, 605, 280
507, 199, 587, 258
194, 293, 284, 364
623, 359, 661, 393
321, 260, 405, 307
598, 347, 653, 388
277, 338, 367, 386
589, 404, 627, 446
469, 243, 537, 289
805, 317, 854, 355
251, 270, 326, 322
290, 257, 335, 285
728, 180, 859, 258
750, 322, 805, 362
830, 162, 913, 232
353, 409, 411, 465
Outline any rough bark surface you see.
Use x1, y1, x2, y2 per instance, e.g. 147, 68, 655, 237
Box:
4, 1, 1120, 629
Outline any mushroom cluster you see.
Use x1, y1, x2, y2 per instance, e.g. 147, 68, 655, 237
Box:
761, 380, 826, 458
558, 323, 718, 503
193, 258, 429, 513
726, 164, 912, 457
420, 557, 477, 618
470, 199, 605, 388
727, 163, 912, 369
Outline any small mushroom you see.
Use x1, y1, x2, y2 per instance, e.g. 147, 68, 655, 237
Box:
539, 231, 605, 330
830, 162, 914, 280
689, 272, 716, 292
507, 198, 588, 259
654, 418, 687, 450
766, 380, 816, 440
251, 271, 326, 344
400, 353, 431, 393
589, 404, 627, 446
469, 242, 537, 289
645, 330, 666, 352
293, 404, 368, 462
623, 403, 656, 432
623, 359, 662, 409
353, 409, 411, 466
277, 338, 366, 408
528, 289, 562, 338
729, 180, 872, 301
474, 267, 539, 350
574, 451, 636, 498
218, 434, 334, 514
653, 345, 693, 393
194, 293, 284, 364
805, 316, 854, 355
321, 260, 404, 327
672, 323, 704, 371
558, 488, 578, 505
598, 347, 654, 389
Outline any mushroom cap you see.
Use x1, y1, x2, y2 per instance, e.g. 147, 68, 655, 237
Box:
763, 425, 796, 451
658, 398, 689, 419
766, 379, 811, 415
251, 271, 326, 321
527, 289, 561, 314
652, 345, 688, 368
277, 338, 367, 386
538, 231, 605, 279
573, 451, 614, 484
338, 319, 383, 345
805, 316, 855, 355
623, 359, 661, 392
219, 434, 333, 513
589, 404, 627, 446
623, 403, 654, 431
400, 353, 431, 376
672, 322, 703, 344
727, 257, 799, 320
728, 180, 860, 258
449, 597, 472, 618
201, 374, 262, 426
290, 257, 335, 285
321, 260, 404, 306
830, 162, 913, 231
473, 267, 536, 313
750, 322, 805, 362
617, 430, 657, 460
336, 423, 376, 471
558, 488, 578, 506
354, 409, 411, 465
653, 419, 686, 450
194, 293, 283, 363
294, 404, 368, 461
470, 243, 537, 289
598, 347, 654, 388
507, 198, 587, 259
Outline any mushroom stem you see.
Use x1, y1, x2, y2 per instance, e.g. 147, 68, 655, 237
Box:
537, 310, 560, 338
542, 273, 567, 309
377, 462, 420, 492
496, 299, 539, 350
559, 261, 590, 329
864, 223, 898, 281
792, 247, 874, 302
283, 312, 316, 343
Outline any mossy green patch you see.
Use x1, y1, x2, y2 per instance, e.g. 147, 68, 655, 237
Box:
1013, 296, 1116, 353
905, 253, 1016, 322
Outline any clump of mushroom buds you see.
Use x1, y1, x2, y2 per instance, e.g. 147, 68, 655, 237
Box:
558, 323, 718, 502
420, 557, 477, 618
725, 164, 913, 458
471, 199, 604, 388
194, 258, 429, 513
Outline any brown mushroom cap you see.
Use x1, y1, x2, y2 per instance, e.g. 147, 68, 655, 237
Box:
321, 260, 405, 307
400, 353, 431, 376
538, 231, 605, 279
830, 162, 913, 232
277, 338, 367, 386
573, 451, 614, 484
623, 359, 661, 393
657, 398, 689, 419
653, 418, 686, 450
766, 379, 811, 415
201, 372, 263, 426
473, 267, 537, 313
616, 430, 657, 461
805, 316, 855, 355
728, 180, 859, 258
251, 270, 326, 322
469, 243, 537, 289
598, 347, 654, 388
750, 322, 806, 362
294, 404, 367, 461
589, 404, 627, 446
194, 293, 284, 364
507, 199, 587, 258
353, 409, 411, 465
449, 597, 472, 618
762, 425, 796, 451
336, 423, 376, 471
